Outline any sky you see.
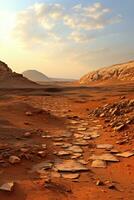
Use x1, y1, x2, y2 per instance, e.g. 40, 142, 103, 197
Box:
0, 0, 134, 79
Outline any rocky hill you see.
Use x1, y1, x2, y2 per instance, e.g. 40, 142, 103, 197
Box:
0, 61, 38, 88
23, 70, 75, 83
80, 61, 134, 84
23, 70, 50, 82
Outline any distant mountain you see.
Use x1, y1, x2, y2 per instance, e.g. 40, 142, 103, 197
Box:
23, 70, 49, 82
0, 61, 38, 88
80, 60, 134, 84
23, 70, 75, 82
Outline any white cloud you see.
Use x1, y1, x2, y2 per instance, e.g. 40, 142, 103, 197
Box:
69, 31, 94, 43
13, 2, 122, 45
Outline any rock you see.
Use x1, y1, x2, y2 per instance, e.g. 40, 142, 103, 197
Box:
53, 137, 63, 142
53, 142, 64, 146
31, 161, 53, 173
96, 180, 104, 186
83, 136, 91, 140
61, 173, 80, 179
68, 146, 83, 153
38, 151, 46, 158
71, 153, 82, 159
89, 153, 119, 162
56, 151, 71, 156
77, 127, 87, 131
114, 123, 126, 131
9, 156, 21, 164
89, 131, 100, 139
24, 132, 32, 137
50, 171, 61, 178
96, 144, 113, 150
20, 148, 29, 153
0, 182, 14, 192
55, 160, 89, 172
78, 159, 88, 165
25, 111, 32, 116
91, 160, 107, 168
74, 140, 89, 146
42, 144, 47, 149
62, 143, 72, 148
74, 133, 84, 139
116, 151, 134, 158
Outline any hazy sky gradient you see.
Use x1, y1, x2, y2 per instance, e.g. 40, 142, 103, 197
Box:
0, 0, 133, 78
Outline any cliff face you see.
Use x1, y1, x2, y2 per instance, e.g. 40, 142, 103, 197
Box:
0, 61, 38, 88
80, 61, 134, 84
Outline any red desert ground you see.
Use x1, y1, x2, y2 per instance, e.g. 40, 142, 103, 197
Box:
0, 60, 134, 200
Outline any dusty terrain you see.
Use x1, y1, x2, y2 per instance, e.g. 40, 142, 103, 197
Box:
0, 81, 134, 200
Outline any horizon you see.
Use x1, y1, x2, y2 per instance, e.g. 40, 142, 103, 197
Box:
0, 0, 134, 79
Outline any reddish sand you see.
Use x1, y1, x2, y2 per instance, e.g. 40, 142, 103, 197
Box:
0, 81, 134, 200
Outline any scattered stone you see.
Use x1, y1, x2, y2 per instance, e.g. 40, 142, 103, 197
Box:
91, 160, 107, 168
90, 153, 119, 162
116, 139, 128, 145
96, 144, 113, 150
114, 123, 126, 131
42, 144, 47, 149
77, 127, 87, 131
110, 149, 120, 154
83, 136, 91, 140
20, 148, 29, 153
89, 131, 100, 139
25, 111, 32, 116
50, 171, 61, 178
38, 151, 46, 158
42, 135, 52, 139
61, 173, 80, 179
71, 153, 82, 159
74, 140, 89, 146
56, 151, 71, 156
78, 159, 88, 165
55, 160, 89, 172
53, 137, 63, 142
24, 132, 32, 137
62, 143, 72, 148
31, 161, 53, 173
96, 180, 104, 186
9, 156, 21, 164
116, 151, 134, 158
68, 146, 83, 153
0, 182, 14, 192
53, 142, 64, 146
74, 133, 84, 139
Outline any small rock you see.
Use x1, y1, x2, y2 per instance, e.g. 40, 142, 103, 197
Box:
116, 151, 134, 158
24, 132, 32, 137
96, 180, 104, 186
96, 144, 113, 150
68, 146, 83, 153
61, 173, 80, 179
0, 182, 14, 192
90, 153, 119, 162
25, 111, 32, 116
9, 156, 21, 164
38, 151, 46, 158
91, 160, 107, 168
56, 151, 71, 156
55, 159, 89, 172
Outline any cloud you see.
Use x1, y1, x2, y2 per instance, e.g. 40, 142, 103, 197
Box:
13, 2, 122, 45
69, 31, 95, 43
64, 2, 121, 31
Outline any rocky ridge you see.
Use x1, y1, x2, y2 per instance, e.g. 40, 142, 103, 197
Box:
80, 60, 134, 84
0, 61, 38, 88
